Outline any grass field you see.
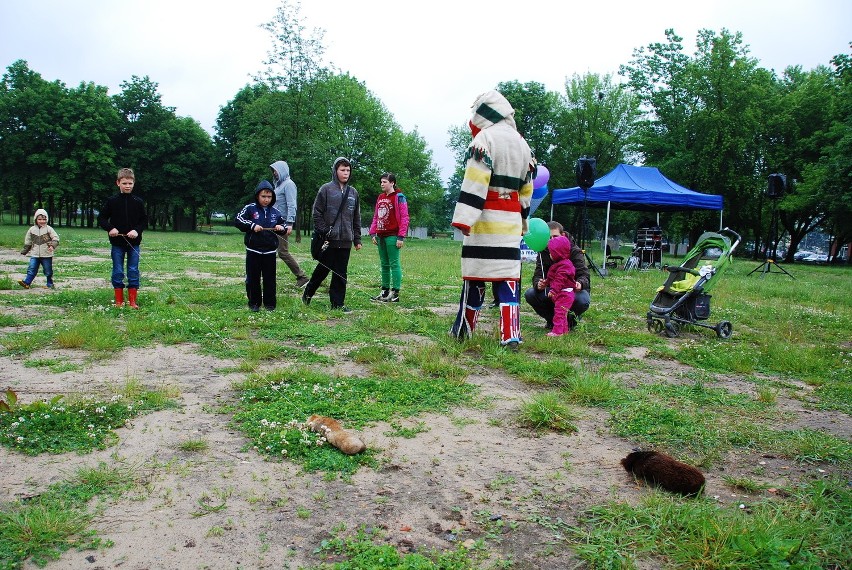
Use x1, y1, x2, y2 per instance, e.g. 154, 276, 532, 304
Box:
0, 223, 849, 569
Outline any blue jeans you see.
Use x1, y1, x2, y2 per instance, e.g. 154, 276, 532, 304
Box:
24, 257, 53, 286
111, 244, 141, 288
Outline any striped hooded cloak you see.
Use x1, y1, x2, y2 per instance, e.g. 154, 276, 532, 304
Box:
451, 90, 534, 281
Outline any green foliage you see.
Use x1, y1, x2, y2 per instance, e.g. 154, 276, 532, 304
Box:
518, 391, 579, 433
0, 388, 178, 455
0, 462, 135, 569
383, 421, 429, 439
310, 526, 490, 569
569, 478, 851, 569
232, 369, 476, 474
176, 438, 209, 453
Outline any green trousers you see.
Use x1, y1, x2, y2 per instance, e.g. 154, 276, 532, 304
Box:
377, 235, 402, 289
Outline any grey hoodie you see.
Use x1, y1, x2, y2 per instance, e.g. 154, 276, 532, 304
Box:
270, 160, 297, 225
312, 157, 361, 248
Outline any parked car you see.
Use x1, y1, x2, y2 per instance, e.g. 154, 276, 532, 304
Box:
793, 250, 816, 261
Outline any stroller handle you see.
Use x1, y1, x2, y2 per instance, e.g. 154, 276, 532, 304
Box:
664, 264, 700, 276
720, 227, 742, 253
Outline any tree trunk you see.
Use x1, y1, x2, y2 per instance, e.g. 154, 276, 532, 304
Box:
784, 233, 804, 263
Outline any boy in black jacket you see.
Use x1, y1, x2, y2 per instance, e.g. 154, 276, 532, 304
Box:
235, 181, 286, 311
98, 168, 148, 308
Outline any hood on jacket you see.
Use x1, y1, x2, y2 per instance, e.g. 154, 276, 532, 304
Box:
469, 90, 517, 133
33, 208, 49, 223
270, 161, 290, 186
331, 157, 351, 186
548, 235, 573, 262
254, 180, 276, 205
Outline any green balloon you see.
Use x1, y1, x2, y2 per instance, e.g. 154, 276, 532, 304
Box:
524, 217, 550, 252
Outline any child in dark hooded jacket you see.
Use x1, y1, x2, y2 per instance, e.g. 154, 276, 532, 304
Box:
543, 235, 576, 336
235, 181, 286, 311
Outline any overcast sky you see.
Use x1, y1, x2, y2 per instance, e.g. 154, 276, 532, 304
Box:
2, 0, 849, 183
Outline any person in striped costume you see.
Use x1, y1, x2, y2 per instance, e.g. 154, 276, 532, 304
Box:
450, 90, 535, 351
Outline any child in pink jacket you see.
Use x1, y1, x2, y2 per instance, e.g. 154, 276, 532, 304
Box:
542, 235, 576, 336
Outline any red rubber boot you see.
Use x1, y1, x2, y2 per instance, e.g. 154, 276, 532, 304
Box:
128, 288, 139, 309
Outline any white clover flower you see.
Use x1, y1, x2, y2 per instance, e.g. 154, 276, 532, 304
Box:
10, 422, 18, 429
16, 436, 24, 442
18, 417, 25, 422
265, 446, 271, 451
88, 424, 94, 429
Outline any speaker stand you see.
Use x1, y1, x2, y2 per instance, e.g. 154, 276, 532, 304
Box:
584, 249, 605, 278
579, 188, 605, 279
748, 201, 794, 279
748, 258, 795, 278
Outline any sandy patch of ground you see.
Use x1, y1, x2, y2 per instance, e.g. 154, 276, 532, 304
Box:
0, 338, 847, 570
1, 241, 849, 569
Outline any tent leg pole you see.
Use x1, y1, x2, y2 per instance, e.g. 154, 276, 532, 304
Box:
602, 201, 611, 275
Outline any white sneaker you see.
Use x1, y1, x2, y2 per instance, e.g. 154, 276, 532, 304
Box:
383, 290, 400, 302
371, 289, 389, 301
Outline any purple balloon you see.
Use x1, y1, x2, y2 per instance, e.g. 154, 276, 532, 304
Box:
533, 165, 550, 188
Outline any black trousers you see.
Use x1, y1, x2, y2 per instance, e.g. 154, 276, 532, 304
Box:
305, 246, 351, 308
246, 251, 277, 309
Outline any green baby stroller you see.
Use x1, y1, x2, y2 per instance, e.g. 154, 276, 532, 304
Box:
646, 228, 741, 338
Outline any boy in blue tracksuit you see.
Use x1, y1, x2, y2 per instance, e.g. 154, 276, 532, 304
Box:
235, 181, 286, 311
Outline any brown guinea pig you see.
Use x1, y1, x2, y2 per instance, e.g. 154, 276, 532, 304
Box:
621, 450, 705, 496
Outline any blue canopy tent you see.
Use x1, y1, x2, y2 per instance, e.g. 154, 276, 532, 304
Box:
550, 164, 723, 268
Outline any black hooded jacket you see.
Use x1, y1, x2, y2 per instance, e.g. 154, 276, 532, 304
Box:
234, 180, 285, 253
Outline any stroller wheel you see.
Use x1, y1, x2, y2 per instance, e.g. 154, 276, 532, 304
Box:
716, 321, 733, 339
647, 319, 663, 334
664, 321, 680, 338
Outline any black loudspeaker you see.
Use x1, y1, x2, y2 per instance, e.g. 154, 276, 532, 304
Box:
575, 157, 597, 190
767, 173, 786, 199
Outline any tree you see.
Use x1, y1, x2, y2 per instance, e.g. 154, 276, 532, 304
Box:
59, 81, 121, 227
257, 0, 328, 90
756, 65, 836, 261
235, 72, 441, 231
549, 73, 642, 237
820, 49, 852, 263
233, 1, 444, 234
213, 83, 271, 220
496, 80, 560, 166
113, 76, 217, 230
0, 60, 68, 223
620, 29, 777, 246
